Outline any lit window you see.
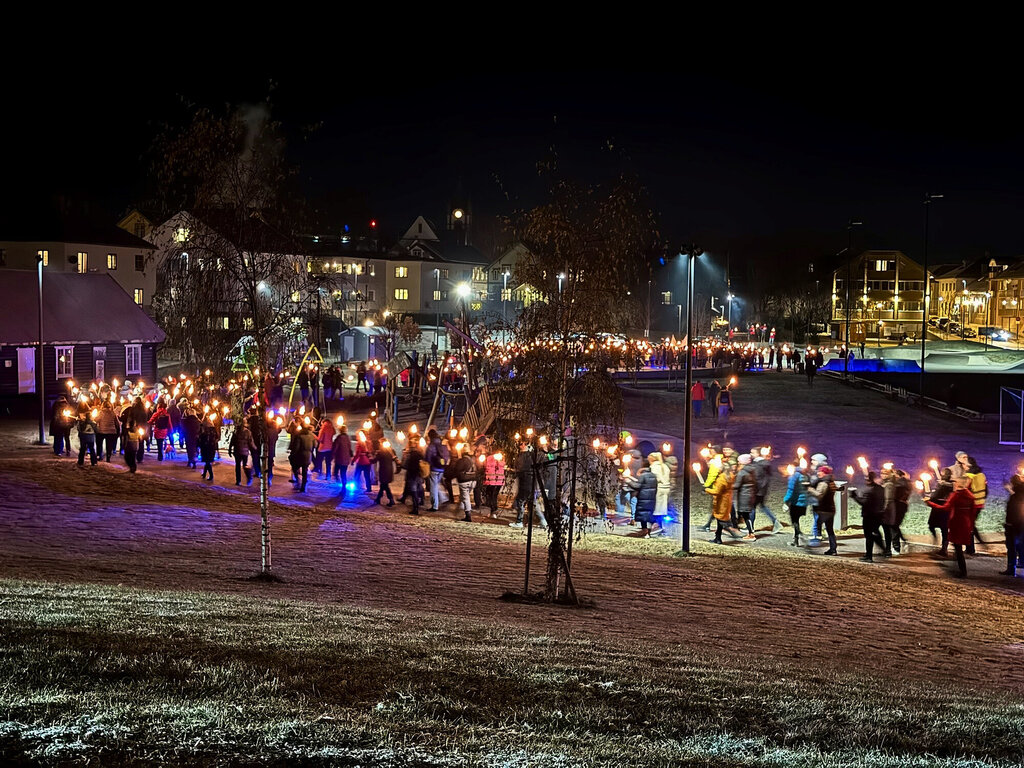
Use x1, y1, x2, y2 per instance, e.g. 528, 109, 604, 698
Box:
501, 288, 512, 301
56, 347, 73, 378
394, 288, 409, 301
440, 269, 449, 279
661, 291, 673, 305
220, 317, 230, 330
875, 260, 890, 272
76, 252, 88, 273
291, 291, 301, 302
107, 253, 117, 270
125, 344, 142, 375
37, 249, 48, 267
243, 317, 254, 330
433, 290, 442, 301
133, 289, 144, 305
368, 264, 376, 277
174, 227, 190, 243
472, 268, 486, 282
395, 266, 408, 278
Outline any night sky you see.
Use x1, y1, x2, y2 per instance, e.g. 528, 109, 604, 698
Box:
7, 67, 1022, 272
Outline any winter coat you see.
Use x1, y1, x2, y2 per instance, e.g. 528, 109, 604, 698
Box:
182, 413, 202, 444
426, 438, 449, 471
851, 482, 885, 526
732, 463, 758, 515
940, 487, 979, 546
290, 430, 315, 466
647, 452, 671, 516
94, 406, 120, 435
317, 420, 336, 452
783, 471, 810, 508
807, 475, 837, 516
753, 458, 772, 498
49, 398, 73, 435
691, 381, 705, 401
76, 415, 97, 438
229, 426, 256, 458
705, 471, 734, 522
376, 446, 396, 484
484, 454, 505, 486
353, 440, 373, 466
634, 468, 659, 523
1005, 487, 1024, 529
882, 475, 910, 526
332, 432, 352, 465
198, 426, 219, 462
453, 455, 477, 484
926, 480, 954, 530
149, 407, 172, 439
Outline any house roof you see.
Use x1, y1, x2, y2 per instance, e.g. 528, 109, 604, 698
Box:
0, 271, 166, 346
0, 204, 156, 250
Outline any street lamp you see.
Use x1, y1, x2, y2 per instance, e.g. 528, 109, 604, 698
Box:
679, 244, 702, 555
558, 273, 565, 295
434, 268, 441, 346
645, 279, 651, 338
919, 193, 943, 402
727, 293, 733, 329
36, 252, 45, 445
843, 219, 863, 376
502, 270, 510, 328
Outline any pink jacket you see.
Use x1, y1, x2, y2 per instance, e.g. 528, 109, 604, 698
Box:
484, 454, 506, 486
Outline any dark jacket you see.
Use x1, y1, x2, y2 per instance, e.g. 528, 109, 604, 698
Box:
229, 426, 256, 458
753, 458, 772, 498
851, 482, 885, 525
453, 455, 477, 484
290, 429, 316, 466
376, 446, 396, 484
732, 463, 758, 515
198, 425, 219, 462
426, 438, 449, 471
182, 413, 202, 444
634, 468, 658, 523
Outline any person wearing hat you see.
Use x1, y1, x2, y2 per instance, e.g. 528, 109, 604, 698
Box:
947, 451, 970, 483
806, 463, 839, 555
733, 453, 758, 539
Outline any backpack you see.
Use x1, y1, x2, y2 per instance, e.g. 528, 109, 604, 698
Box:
419, 459, 431, 479
156, 413, 171, 430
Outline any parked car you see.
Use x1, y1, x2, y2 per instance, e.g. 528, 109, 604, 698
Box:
927, 317, 940, 328
948, 321, 961, 335
937, 317, 950, 330
978, 326, 1010, 341
962, 327, 978, 338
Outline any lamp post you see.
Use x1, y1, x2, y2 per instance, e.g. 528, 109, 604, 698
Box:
36, 252, 46, 445
502, 270, 510, 329
920, 193, 942, 402
679, 243, 701, 555
677, 303, 682, 338
843, 219, 863, 376
434, 268, 441, 346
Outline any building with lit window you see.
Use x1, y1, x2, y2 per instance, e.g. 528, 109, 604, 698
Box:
830, 250, 928, 342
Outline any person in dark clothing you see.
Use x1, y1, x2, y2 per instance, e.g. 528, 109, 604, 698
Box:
120, 408, 142, 473
198, 419, 219, 481
634, 464, 659, 536
375, 440, 397, 506
401, 443, 426, 514
229, 422, 257, 485
451, 447, 478, 522
355, 361, 368, 393
49, 396, 74, 456
924, 467, 955, 557
76, 410, 99, 466
181, 408, 202, 468
807, 465, 838, 555
129, 397, 149, 463
509, 442, 547, 529
290, 425, 316, 492
850, 470, 886, 562
1000, 474, 1024, 577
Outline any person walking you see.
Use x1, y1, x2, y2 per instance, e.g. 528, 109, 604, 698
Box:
401, 440, 427, 515
706, 462, 741, 543
148, 400, 172, 461
634, 461, 659, 537
355, 361, 368, 394
783, 463, 810, 547
716, 383, 734, 427
121, 411, 141, 474
75, 410, 99, 466
374, 439, 397, 506
935, 477, 980, 578
352, 433, 374, 493
964, 456, 988, 555
452, 446, 477, 522
850, 470, 886, 561
648, 451, 671, 536
807, 464, 840, 555
332, 425, 352, 490
94, 400, 121, 462
314, 415, 336, 478
1000, 472, 1024, 577
198, 418, 219, 481
510, 441, 546, 529
181, 408, 202, 468
707, 380, 721, 422
289, 424, 315, 493
483, 449, 506, 519
228, 420, 256, 486
425, 429, 450, 512
752, 448, 782, 533
924, 467, 955, 557
732, 453, 758, 539
49, 395, 74, 457
691, 380, 705, 419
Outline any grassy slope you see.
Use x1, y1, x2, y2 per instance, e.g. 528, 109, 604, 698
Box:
2, 580, 1022, 767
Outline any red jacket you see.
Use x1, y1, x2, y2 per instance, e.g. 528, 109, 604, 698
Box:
940, 487, 979, 546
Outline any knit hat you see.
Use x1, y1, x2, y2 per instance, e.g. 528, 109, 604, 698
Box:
818, 465, 833, 475
811, 453, 828, 463
738, 454, 752, 465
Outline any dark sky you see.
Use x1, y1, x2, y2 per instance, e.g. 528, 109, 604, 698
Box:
7, 66, 1022, 271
